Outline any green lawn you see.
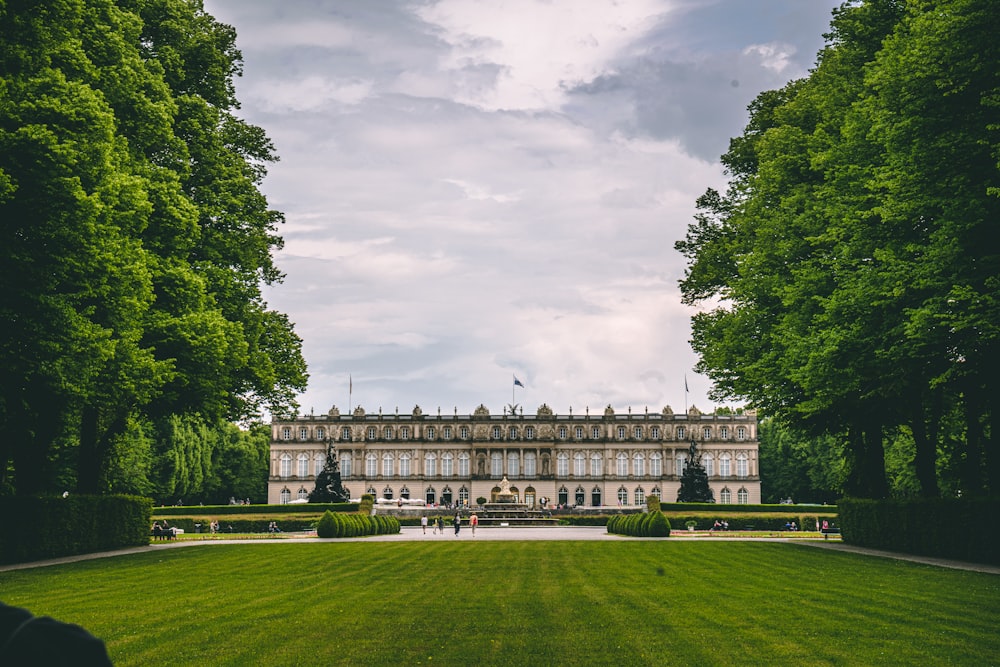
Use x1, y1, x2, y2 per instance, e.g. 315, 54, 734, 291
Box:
1, 542, 996, 666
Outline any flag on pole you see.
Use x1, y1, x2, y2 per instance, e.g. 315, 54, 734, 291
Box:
349, 374, 352, 395
513, 375, 524, 388
685, 375, 689, 393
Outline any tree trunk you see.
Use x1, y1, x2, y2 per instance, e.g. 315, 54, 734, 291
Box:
911, 389, 940, 498
961, 389, 984, 497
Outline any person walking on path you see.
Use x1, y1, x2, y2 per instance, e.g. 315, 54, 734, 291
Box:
436, 516, 444, 535
453, 513, 461, 536
470, 513, 478, 536
421, 515, 428, 534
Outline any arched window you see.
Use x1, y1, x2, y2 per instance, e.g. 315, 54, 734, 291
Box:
399, 453, 411, 477
736, 453, 748, 478
314, 453, 325, 476
591, 486, 602, 507
616, 452, 628, 477
702, 454, 714, 477
507, 451, 519, 477
382, 486, 393, 500
633, 452, 645, 477
557, 452, 569, 476
617, 486, 628, 505
365, 453, 377, 477
457, 452, 469, 476
400, 486, 410, 499
425, 487, 436, 505
719, 487, 731, 504
425, 452, 437, 477
366, 486, 376, 496
573, 452, 585, 477
737, 487, 749, 504
590, 453, 602, 477
650, 452, 662, 477
575, 486, 585, 506
381, 453, 393, 477
297, 487, 309, 500
634, 487, 645, 506
280, 453, 292, 478
558, 486, 569, 506
442, 452, 454, 476
524, 452, 536, 476
340, 452, 352, 477
279, 488, 291, 504
490, 452, 503, 478
651, 486, 662, 501
458, 486, 469, 506
297, 453, 309, 477
441, 486, 453, 504
676, 452, 687, 476
719, 453, 731, 477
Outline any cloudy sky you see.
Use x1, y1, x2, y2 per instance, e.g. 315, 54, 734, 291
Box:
203, 0, 841, 418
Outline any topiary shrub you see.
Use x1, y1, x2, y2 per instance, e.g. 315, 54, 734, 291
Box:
317, 511, 337, 538
648, 511, 671, 537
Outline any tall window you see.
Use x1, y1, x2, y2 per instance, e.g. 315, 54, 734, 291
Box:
443, 426, 452, 440
633, 452, 645, 477
460, 426, 470, 440
558, 486, 569, 505
507, 452, 519, 477
367, 427, 376, 440
426, 426, 436, 440
314, 453, 325, 476
590, 453, 602, 477
650, 452, 662, 477
316, 427, 325, 440
651, 486, 662, 501
719, 453, 731, 477
617, 426, 626, 440
633, 426, 643, 440
703, 426, 712, 440
737, 487, 749, 504
458, 487, 469, 506
399, 453, 411, 477
381, 453, 393, 477
425, 453, 437, 477
573, 453, 585, 477
575, 426, 583, 439
702, 454, 714, 477
280, 488, 291, 504
400, 427, 410, 440
341, 426, 351, 441
617, 486, 628, 505
509, 426, 518, 440
720, 487, 731, 504
365, 453, 377, 477
299, 427, 308, 440
557, 453, 569, 476
457, 452, 469, 476
634, 487, 645, 506
443, 452, 454, 477
340, 452, 352, 477
280, 453, 292, 478
558, 426, 567, 440
297, 453, 309, 477
676, 426, 686, 440
736, 453, 748, 478
282, 427, 291, 441
591, 426, 600, 439
400, 486, 410, 499
720, 426, 729, 440
676, 453, 687, 476
383, 426, 393, 440
524, 452, 536, 476
297, 487, 309, 500
492, 426, 502, 440
651, 426, 660, 439
575, 487, 585, 505
490, 452, 503, 477
737, 426, 746, 441
526, 426, 535, 440
616, 452, 628, 477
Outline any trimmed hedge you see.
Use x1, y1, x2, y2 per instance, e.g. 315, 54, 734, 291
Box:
660, 502, 837, 514
838, 497, 1000, 565
152, 502, 359, 517
0, 495, 152, 565
665, 515, 818, 531
607, 511, 671, 537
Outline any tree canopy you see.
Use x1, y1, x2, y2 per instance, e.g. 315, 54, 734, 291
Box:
676, 0, 998, 498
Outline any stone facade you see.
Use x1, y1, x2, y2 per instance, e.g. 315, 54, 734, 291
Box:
267, 403, 761, 507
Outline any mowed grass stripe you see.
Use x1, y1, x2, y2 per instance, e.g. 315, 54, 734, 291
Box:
1, 541, 996, 666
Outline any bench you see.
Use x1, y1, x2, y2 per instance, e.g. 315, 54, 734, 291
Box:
150, 526, 176, 541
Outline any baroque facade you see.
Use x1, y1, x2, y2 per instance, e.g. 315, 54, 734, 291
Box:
267, 403, 760, 507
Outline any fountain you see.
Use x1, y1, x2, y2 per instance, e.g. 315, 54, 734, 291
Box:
477, 476, 558, 526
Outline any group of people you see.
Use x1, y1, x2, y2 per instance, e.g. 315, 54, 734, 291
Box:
420, 513, 479, 536
711, 520, 730, 531
267, 521, 281, 533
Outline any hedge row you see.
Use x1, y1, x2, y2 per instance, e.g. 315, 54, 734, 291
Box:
607, 512, 671, 537
838, 497, 1000, 565
157, 517, 319, 534
665, 515, 823, 531
659, 502, 837, 514
0, 495, 152, 565
152, 502, 358, 517
317, 511, 399, 538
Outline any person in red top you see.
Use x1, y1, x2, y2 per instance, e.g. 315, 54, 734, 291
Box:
470, 513, 479, 536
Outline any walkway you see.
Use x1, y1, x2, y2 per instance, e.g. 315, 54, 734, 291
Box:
1, 526, 997, 575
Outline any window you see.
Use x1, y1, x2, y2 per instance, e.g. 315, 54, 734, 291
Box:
633, 452, 645, 477
719, 453, 731, 477
524, 452, 536, 477
297, 487, 309, 500
399, 453, 411, 477
280, 453, 292, 478
650, 452, 662, 477
460, 426, 470, 440
591, 426, 600, 439
426, 426, 436, 440
557, 453, 569, 477
651, 426, 660, 439
507, 452, 519, 477
425, 453, 437, 477
299, 427, 308, 440
280, 488, 291, 504
736, 453, 748, 479
617, 486, 628, 505
383, 426, 393, 440
676, 453, 687, 476
367, 427, 376, 440
720, 426, 729, 440
297, 453, 309, 477
341, 427, 351, 441
458, 487, 469, 506
573, 453, 585, 477
441, 487, 453, 504
737, 487, 749, 504
633, 426, 643, 440
591, 487, 602, 507
282, 427, 291, 441
676, 426, 685, 440
702, 454, 714, 477
703, 426, 712, 440
720, 487, 731, 504
316, 427, 325, 440
365, 453, 377, 477
400, 426, 410, 440
381, 453, 393, 477
617, 426, 626, 440
558, 486, 569, 506
509, 426, 518, 440
490, 452, 503, 478
616, 452, 628, 477
366, 486, 376, 496
492, 426, 502, 440
651, 486, 661, 502
425, 487, 436, 505
443, 426, 452, 440
737, 426, 746, 441
575, 487, 585, 505
575, 426, 583, 439
590, 453, 602, 477
382, 487, 393, 500
526, 426, 535, 440
443, 452, 454, 477
457, 452, 469, 477
634, 487, 644, 506
340, 452, 352, 477
314, 454, 325, 476
400, 486, 410, 499
558, 426, 567, 440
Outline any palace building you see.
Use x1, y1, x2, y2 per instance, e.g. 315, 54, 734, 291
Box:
267, 403, 760, 507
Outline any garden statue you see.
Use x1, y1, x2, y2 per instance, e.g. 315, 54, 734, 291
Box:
677, 440, 715, 503
309, 440, 351, 503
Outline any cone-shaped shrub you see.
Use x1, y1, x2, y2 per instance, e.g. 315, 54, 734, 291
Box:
317, 511, 337, 538
648, 511, 671, 537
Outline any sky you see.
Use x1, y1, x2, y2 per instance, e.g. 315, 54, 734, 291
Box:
202, 0, 842, 419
